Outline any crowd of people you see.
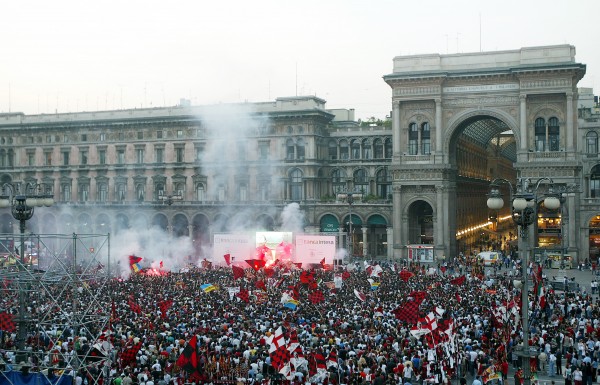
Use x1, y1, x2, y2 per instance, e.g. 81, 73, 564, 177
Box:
1, 255, 599, 385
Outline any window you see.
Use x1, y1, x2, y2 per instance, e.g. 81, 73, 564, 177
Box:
548, 117, 560, 151
6, 150, 13, 167
175, 183, 185, 198
362, 139, 372, 160
296, 138, 305, 160
79, 184, 89, 202
376, 168, 391, 199
258, 182, 270, 201
374, 139, 383, 159
62, 150, 70, 166
136, 148, 145, 164
46, 135, 53, 143
196, 184, 205, 201
339, 140, 349, 160
116, 183, 126, 201
587, 132, 598, 154
157, 130, 163, 139
100, 133, 106, 142
156, 147, 164, 163
384, 138, 392, 158
137, 131, 143, 140
45, 151, 52, 166
136, 184, 145, 202
155, 183, 165, 201
118, 132, 125, 141
239, 184, 248, 202
28, 152, 35, 166
258, 142, 269, 160
328, 140, 337, 160
97, 183, 108, 202
354, 168, 369, 195
80, 149, 88, 165
591, 165, 600, 198
421, 123, 431, 155
63, 135, 69, 143
351, 140, 360, 159
408, 123, 418, 155
99, 149, 106, 165
290, 169, 303, 201
237, 142, 246, 161
332, 169, 347, 194
177, 130, 183, 138
175, 147, 184, 163
217, 184, 226, 201
286, 139, 295, 160
536, 117, 561, 151
117, 149, 125, 164
60, 183, 71, 202
81, 134, 87, 142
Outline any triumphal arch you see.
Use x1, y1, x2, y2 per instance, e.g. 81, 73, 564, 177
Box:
383, 45, 586, 261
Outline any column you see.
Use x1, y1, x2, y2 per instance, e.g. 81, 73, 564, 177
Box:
520, 94, 528, 151
392, 102, 402, 161
386, 227, 393, 260
435, 98, 443, 153
362, 226, 368, 258
566, 92, 574, 152
393, 185, 403, 258
567, 193, 576, 256
435, 186, 445, 256
338, 228, 345, 256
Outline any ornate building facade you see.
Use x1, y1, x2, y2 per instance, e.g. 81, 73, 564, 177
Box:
0, 44, 598, 263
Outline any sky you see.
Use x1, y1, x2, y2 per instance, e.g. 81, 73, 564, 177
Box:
1, 0, 598, 121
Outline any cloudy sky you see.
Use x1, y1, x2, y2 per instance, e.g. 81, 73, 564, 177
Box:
1, 0, 598, 120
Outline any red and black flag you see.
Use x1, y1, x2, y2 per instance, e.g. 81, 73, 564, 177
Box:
128, 295, 142, 314
308, 290, 325, 304
393, 299, 420, 323
399, 270, 415, 282
450, 275, 466, 285
176, 335, 198, 373
236, 288, 250, 303
158, 299, 173, 318
120, 341, 143, 365
0, 312, 16, 332
232, 265, 245, 280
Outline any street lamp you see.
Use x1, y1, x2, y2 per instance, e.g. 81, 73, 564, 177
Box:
486, 177, 560, 385
337, 191, 362, 259
0, 182, 54, 363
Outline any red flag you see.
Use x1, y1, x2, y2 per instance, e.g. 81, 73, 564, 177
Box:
354, 289, 367, 302
128, 296, 142, 314
158, 300, 173, 318
129, 255, 142, 265
201, 259, 212, 269
399, 270, 415, 282
176, 335, 198, 373
232, 265, 245, 280
450, 275, 466, 285
0, 312, 16, 332
293, 262, 302, 269
224, 253, 231, 266
120, 342, 143, 365
236, 289, 250, 303
256, 280, 267, 291
320, 258, 325, 268
393, 299, 420, 322
342, 271, 350, 280
300, 270, 315, 284
245, 259, 266, 271
159, 260, 164, 269
264, 268, 275, 278
308, 290, 325, 304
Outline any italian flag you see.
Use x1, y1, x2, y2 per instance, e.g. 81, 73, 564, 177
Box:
537, 282, 546, 309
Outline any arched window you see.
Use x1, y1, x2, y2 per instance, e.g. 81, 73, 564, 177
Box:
373, 138, 384, 159
351, 140, 361, 159
353, 168, 369, 195
196, 183, 205, 201
328, 140, 337, 160
376, 168, 391, 199
535, 118, 546, 152
362, 139, 372, 160
175, 182, 185, 198
384, 138, 392, 158
296, 138, 305, 160
60, 183, 71, 202
332, 169, 347, 194
286, 139, 295, 160
408, 123, 418, 155
421, 122, 431, 155
548, 117, 560, 151
587, 132, 598, 154
290, 169, 303, 201
591, 165, 600, 198
339, 139, 349, 160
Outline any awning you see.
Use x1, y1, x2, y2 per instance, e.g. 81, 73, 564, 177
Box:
367, 214, 387, 226
342, 214, 362, 225
320, 214, 339, 233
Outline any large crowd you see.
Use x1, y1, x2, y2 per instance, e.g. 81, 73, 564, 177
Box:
1, 255, 599, 385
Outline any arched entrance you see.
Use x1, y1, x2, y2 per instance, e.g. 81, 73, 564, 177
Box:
589, 214, 600, 263
172, 213, 189, 237
192, 214, 210, 257
367, 214, 388, 257
115, 213, 130, 235
407, 200, 433, 245
151, 213, 168, 232
342, 213, 362, 257
319, 214, 339, 234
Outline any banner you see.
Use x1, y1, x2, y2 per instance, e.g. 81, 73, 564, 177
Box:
295, 235, 337, 265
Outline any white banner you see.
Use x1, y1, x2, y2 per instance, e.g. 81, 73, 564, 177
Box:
213, 233, 255, 265
295, 235, 337, 265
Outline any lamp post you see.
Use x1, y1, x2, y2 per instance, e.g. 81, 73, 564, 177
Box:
0, 182, 54, 363
486, 177, 560, 385
337, 191, 362, 259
